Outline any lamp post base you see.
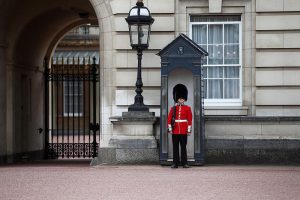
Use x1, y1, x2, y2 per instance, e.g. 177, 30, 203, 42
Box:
122, 110, 155, 118
128, 104, 149, 112
91, 114, 158, 165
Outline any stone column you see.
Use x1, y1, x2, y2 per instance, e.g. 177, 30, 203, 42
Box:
0, 44, 7, 162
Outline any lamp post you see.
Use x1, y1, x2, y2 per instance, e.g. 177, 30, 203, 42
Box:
126, 0, 154, 112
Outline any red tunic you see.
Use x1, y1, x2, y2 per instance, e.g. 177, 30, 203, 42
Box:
167, 104, 192, 134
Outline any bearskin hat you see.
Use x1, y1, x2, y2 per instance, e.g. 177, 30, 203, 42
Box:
173, 84, 188, 102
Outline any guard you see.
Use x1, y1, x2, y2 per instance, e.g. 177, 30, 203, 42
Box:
167, 84, 192, 168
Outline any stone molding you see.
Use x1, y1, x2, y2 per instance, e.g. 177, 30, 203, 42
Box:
205, 116, 300, 122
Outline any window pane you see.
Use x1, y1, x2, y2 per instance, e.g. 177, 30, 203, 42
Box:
64, 81, 83, 115
79, 83, 83, 93
64, 83, 68, 92
74, 85, 80, 93
224, 79, 240, 98
67, 84, 73, 94
203, 67, 207, 78
224, 44, 239, 64
224, 66, 239, 78
224, 24, 239, 44
68, 106, 73, 113
200, 44, 207, 51
208, 24, 222, 44
64, 103, 69, 113
208, 45, 223, 64
80, 104, 84, 114
208, 79, 223, 99
74, 96, 79, 105
208, 66, 223, 78
74, 106, 79, 114
192, 25, 207, 44
68, 102, 74, 108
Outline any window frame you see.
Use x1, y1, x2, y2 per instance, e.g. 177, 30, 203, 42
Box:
190, 17, 242, 106
63, 81, 84, 117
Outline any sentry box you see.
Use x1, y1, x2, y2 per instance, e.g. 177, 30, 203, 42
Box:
157, 34, 208, 166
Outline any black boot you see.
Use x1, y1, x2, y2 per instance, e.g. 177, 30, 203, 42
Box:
171, 164, 178, 168
183, 164, 190, 168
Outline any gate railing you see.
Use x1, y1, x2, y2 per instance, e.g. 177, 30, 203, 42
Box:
44, 57, 99, 159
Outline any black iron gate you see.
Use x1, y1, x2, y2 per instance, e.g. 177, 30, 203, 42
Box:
44, 57, 99, 159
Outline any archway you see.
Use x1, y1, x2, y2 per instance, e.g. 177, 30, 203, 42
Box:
45, 23, 100, 159
0, 0, 110, 162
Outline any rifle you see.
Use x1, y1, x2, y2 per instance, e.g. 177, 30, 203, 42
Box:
171, 104, 176, 129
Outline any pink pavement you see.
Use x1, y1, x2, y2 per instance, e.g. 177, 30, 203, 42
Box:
0, 161, 300, 200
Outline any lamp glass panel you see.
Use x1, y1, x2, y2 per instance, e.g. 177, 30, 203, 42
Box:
129, 24, 139, 45
140, 8, 149, 16
139, 25, 150, 45
129, 8, 138, 16
130, 24, 150, 46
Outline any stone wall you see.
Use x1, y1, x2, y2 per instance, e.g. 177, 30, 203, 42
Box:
255, 0, 300, 116
205, 116, 300, 164
98, 0, 300, 155
111, 0, 174, 117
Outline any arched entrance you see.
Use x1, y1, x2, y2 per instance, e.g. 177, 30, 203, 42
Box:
0, 0, 111, 162
45, 24, 100, 159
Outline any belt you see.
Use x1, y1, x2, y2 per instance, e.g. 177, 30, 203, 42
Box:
175, 120, 187, 122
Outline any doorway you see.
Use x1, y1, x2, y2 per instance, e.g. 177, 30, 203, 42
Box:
45, 24, 100, 159
167, 69, 195, 160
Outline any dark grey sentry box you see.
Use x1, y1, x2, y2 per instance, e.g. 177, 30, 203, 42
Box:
157, 34, 208, 165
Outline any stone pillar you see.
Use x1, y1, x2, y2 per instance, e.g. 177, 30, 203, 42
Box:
91, 111, 159, 165
0, 44, 7, 162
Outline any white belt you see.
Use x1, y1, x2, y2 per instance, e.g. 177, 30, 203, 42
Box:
175, 120, 187, 122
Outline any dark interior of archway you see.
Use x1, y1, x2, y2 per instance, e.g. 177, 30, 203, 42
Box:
10, 0, 98, 68
0, 0, 99, 157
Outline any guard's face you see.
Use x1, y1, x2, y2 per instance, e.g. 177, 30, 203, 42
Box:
177, 98, 185, 104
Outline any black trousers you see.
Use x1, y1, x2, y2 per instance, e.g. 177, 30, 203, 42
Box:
172, 134, 187, 165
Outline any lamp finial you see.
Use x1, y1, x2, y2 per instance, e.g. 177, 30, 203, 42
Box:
136, 0, 144, 6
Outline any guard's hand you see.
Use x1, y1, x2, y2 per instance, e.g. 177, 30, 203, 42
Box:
168, 127, 172, 134
187, 126, 192, 136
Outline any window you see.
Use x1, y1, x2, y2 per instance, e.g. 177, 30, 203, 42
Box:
190, 16, 242, 106
64, 81, 84, 116
68, 25, 90, 35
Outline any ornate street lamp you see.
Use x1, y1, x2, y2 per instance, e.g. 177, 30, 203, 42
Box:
126, 0, 154, 112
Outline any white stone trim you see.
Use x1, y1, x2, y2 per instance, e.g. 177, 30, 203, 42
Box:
205, 106, 248, 115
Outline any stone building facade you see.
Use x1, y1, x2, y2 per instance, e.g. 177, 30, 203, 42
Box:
0, 0, 300, 163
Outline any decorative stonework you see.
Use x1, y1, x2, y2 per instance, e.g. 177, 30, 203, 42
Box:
208, 0, 222, 13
